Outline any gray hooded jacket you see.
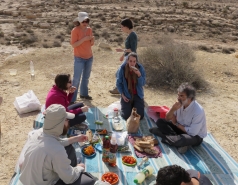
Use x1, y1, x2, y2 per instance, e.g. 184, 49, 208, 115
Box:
18, 105, 83, 185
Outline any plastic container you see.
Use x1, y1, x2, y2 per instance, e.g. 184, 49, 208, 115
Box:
108, 134, 118, 167
30, 61, 34, 76
102, 135, 110, 162
9, 69, 17, 76
133, 166, 154, 184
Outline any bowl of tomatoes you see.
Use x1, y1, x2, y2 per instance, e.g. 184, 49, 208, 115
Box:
81, 145, 96, 158
101, 172, 119, 185
122, 156, 137, 166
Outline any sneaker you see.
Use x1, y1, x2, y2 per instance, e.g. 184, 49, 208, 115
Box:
177, 146, 188, 154
109, 87, 120, 94
80, 95, 92, 100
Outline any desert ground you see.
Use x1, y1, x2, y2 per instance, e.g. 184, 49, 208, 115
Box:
1, 0, 238, 184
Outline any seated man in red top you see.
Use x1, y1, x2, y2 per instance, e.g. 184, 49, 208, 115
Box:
46, 74, 89, 127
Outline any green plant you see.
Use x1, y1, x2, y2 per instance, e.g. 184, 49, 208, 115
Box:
139, 38, 206, 89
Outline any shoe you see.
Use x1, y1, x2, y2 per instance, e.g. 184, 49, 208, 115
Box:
80, 95, 92, 100
149, 127, 164, 138
177, 146, 188, 154
109, 87, 120, 94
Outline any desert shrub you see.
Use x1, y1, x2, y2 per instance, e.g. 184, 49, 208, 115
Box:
182, 2, 188, 8
94, 24, 102, 29
22, 35, 37, 44
26, 29, 34, 33
139, 39, 206, 89
198, 45, 211, 52
101, 17, 106, 21
53, 41, 61, 47
115, 36, 123, 43
222, 47, 235, 54
42, 43, 50, 48
101, 30, 110, 38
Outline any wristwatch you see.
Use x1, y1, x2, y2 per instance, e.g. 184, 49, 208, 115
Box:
175, 122, 179, 127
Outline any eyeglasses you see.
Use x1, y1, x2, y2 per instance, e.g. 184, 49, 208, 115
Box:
68, 80, 72, 84
82, 19, 89, 24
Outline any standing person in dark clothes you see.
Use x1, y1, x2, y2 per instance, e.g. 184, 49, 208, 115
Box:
109, 18, 138, 94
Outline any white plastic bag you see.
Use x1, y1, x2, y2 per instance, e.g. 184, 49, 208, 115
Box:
14, 90, 41, 114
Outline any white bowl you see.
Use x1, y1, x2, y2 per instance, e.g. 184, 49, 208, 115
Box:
9, 69, 17, 76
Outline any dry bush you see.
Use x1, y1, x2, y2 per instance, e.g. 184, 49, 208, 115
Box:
139, 38, 206, 89
53, 41, 61, 47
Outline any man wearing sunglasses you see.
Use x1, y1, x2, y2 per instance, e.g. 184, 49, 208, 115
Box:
71, 12, 95, 102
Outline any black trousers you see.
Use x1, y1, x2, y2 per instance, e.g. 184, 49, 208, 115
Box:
156, 119, 203, 147
68, 103, 86, 127
120, 94, 144, 120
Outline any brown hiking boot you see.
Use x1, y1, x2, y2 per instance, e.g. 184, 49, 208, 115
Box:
109, 87, 120, 94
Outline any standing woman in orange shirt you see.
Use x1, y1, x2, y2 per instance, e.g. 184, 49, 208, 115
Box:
70, 12, 95, 102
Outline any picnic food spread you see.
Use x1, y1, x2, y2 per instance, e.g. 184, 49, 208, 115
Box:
96, 129, 107, 135
83, 145, 95, 156
122, 155, 137, 166
101, 172, 119, 185
95, 120, 103, 125
133, 136, 159, 154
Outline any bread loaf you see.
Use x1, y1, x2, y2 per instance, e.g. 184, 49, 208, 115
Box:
86, 129, 93, 143
134, 144, 144, 152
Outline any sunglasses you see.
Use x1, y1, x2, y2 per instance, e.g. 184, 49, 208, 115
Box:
82, 19, 89, 24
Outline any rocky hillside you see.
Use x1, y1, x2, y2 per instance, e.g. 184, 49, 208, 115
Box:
0, 0, 238, 53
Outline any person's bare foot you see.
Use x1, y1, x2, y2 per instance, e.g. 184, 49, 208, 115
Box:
0, 97, 2, 106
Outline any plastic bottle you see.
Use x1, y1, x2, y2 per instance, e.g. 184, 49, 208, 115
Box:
102, 135, 110, 162
133, 166, 154, 184
108, 134, 118, 167
30, 61, 34, 76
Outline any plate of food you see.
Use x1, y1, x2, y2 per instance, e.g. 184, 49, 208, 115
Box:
122, 156, 137, 166
81, 145, 96, 158
96, 129, 108, 135
101, 172, 119, 185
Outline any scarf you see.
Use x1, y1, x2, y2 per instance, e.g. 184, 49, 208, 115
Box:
124, 63, 139, 100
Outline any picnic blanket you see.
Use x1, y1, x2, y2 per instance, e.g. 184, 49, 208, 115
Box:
73, 107, 238, 185
10, 107, 238, 185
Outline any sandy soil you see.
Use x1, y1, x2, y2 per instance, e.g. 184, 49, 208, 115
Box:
0, 44, 238, 184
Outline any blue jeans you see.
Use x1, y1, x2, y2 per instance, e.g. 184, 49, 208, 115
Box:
72, 56, 93, 102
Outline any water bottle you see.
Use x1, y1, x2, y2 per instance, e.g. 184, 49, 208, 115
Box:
133, 166, 154, 184
30, 61, 35, 79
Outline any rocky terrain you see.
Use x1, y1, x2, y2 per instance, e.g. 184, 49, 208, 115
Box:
0, 0, 238, 184
0, 0, 238, 60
